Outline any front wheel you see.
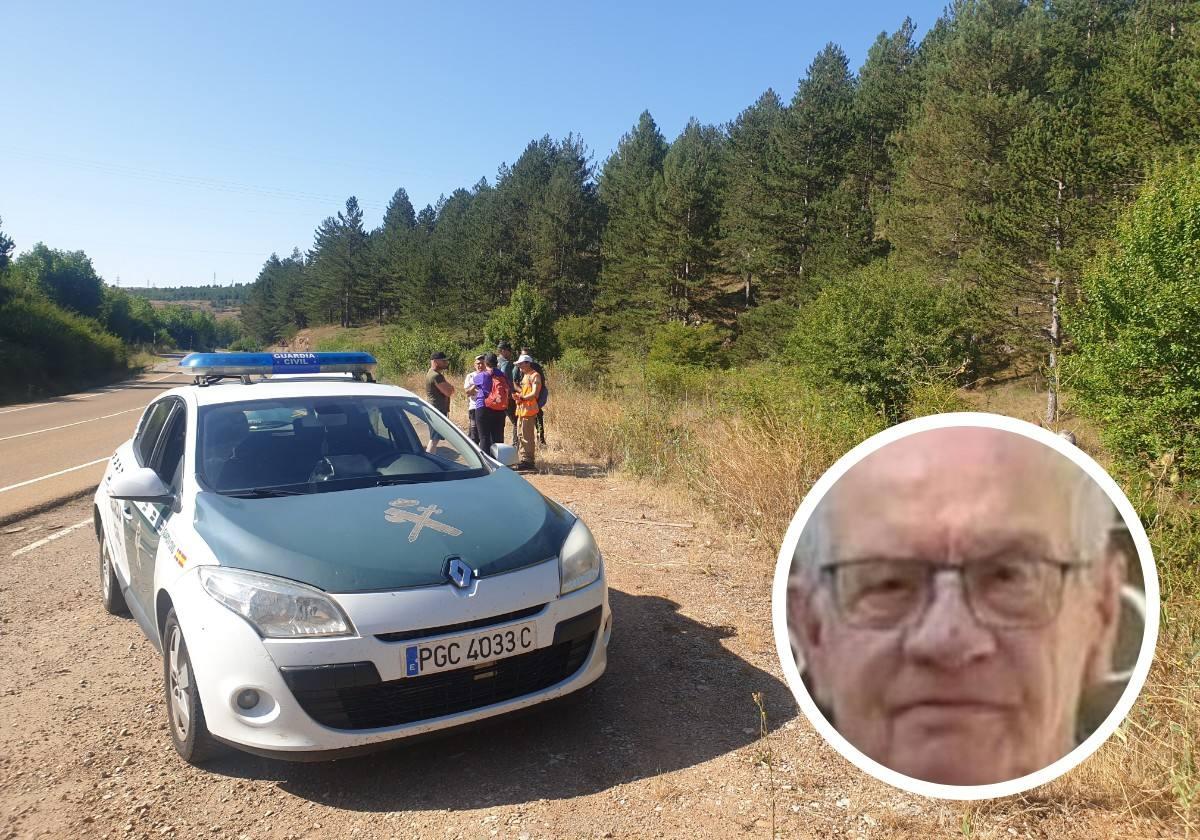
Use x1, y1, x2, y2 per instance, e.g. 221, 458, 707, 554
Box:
99, 534, 128, 616
162, 609, 224, 764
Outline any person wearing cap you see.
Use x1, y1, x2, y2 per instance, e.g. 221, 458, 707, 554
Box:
516, 345, 549, 446
496, 341, 519, 446
463, 354, 485, 443
424, 352, 455, 454
513, 353, 543, 472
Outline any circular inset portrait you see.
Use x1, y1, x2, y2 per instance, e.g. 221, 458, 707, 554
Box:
772, 412, 1158, 800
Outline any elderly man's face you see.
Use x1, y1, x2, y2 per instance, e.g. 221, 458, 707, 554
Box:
793, 428, 1121, 785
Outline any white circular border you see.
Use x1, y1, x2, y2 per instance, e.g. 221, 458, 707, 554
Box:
770, 411, 1161, 801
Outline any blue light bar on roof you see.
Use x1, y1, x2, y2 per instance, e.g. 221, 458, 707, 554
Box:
178, 351, 377, 377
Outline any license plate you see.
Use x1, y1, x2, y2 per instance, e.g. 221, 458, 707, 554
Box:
403, 621, 538, 677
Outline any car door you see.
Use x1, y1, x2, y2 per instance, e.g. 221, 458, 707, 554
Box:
123, 399, 174, 577
129, 398, 185, 617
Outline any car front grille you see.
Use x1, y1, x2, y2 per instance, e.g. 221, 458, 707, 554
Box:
282, 607, 601, 731
374, 604, 546, 643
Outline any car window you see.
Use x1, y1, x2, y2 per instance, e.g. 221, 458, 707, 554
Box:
397, 402, 474, 469
135, 400, 174, 466
154, 406, 187, 490
197, 396, 486, 494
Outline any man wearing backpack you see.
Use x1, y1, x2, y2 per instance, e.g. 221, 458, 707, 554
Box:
513, 353, 543, 472
496, 341, 519, 446
477, 352, 511, 457
516, 345, 549, 446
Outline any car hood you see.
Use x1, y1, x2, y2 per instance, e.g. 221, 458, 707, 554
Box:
193, 468, 574, 593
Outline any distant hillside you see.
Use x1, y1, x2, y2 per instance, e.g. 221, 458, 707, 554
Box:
127, 283, 251, 307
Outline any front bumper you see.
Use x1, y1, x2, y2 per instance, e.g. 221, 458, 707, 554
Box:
170, 557, 609, 755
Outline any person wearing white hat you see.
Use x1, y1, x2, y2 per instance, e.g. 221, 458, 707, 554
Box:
513, 353, 542, 472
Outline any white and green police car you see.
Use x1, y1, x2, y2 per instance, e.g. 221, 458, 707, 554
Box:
93, 352, 609, 763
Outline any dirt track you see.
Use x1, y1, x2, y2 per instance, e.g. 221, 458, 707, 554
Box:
0, 465, 1173, 839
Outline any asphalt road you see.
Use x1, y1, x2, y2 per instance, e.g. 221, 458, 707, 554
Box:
0, 364, 192, 524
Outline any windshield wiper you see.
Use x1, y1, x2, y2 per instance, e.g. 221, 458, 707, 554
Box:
373, 476, 423, 486
224, 487, 309, 498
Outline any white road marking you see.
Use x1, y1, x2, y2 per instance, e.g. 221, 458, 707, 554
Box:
10, 517, 92, 557
0, 369, 182, 414
0, 457, 109, 494
0, 403, 49, 415
0, 406, 144, 442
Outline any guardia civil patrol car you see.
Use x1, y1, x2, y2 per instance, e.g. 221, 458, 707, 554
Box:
94, 352, 609, 763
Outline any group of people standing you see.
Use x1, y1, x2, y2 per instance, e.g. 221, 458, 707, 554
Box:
425, 340, 547, 472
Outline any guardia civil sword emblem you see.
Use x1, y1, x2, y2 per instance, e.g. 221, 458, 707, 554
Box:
384, 498, 463, 543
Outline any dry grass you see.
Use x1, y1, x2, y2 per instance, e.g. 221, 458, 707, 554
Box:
360, 341, 1199, 834
543, 371, 1199, 835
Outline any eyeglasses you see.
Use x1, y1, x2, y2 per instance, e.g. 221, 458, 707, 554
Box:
819, 557, 1088, 630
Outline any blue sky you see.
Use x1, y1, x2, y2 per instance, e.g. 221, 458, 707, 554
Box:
2, 1, 948, 288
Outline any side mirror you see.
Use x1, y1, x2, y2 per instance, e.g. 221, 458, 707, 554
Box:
490, 443, 518, 467
109, 466, 175, 505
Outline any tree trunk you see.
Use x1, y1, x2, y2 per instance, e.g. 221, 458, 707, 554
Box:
1045, 274, 1060, 426
1044, 177, 1064, 427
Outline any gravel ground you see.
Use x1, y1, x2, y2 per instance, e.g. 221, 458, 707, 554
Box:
0, 463, 1175, 839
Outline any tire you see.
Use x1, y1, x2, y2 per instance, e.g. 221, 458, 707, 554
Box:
162, 609, 224, 764
99, 533, 128, 616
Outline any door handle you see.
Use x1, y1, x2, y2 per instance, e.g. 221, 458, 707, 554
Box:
122, 505, 134, 520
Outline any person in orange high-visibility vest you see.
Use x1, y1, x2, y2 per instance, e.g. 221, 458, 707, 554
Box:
513, 353, 542, 472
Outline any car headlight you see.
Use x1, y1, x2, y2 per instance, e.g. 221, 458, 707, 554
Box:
198, 567, 355, 638
559, 518, 602, 595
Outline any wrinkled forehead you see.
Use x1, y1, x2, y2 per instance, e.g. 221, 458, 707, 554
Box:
825, 428, 1082, 556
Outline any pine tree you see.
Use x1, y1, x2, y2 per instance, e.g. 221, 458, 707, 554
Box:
308, 197, 371, 328
530, 135, 601, 316
848, 20, 921, 249
763, 43, 858, 296
595, 111, 669, 330
377, 187, 421, 323
1098, 0, 1200, 180
719, 90, 784, 306
382, 187, 417, 232
881, 0, 1041, 299
646, 119, 726, 322
997, 0, 1129, 422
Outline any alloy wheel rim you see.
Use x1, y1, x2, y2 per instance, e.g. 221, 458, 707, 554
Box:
167, 626, 192, 740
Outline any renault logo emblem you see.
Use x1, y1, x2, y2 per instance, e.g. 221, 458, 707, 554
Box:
446, 557, 474, 589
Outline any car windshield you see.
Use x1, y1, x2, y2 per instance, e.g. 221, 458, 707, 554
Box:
198, 395, 487, 495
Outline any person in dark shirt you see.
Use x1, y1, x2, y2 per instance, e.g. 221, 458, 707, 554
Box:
424, 351, 454, 454
476, 353, 507, 456
496, 341, 519, 445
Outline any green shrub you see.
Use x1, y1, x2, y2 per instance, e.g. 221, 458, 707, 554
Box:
556, 315, 611, 356
731, 300, 799, 363
483, 281, 560, 361
0, 293, 127, 396
646, 321, 727, 368
1066, 157, 1200, 476
785, 261, 977, 420
643, 360, 717, 401
554, 347, 609, 386
314, 328, 379, 354
375, 324, 468, 377
718, 363, 886, 443
227, 337, 262, 352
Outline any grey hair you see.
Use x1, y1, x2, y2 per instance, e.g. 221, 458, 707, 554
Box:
790, 452, 1118, 583
792, 495, 833, 587
1068, 469, 1119, 567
